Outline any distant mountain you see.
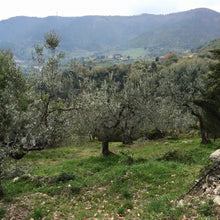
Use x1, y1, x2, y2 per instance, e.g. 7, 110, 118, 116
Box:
0, 8, 220, 60
127, 8, 220, 56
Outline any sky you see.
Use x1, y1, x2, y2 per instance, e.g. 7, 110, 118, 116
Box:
0, 0, 220, 21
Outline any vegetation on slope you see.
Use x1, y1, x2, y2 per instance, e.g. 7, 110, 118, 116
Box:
197, 38, 220, 53
0, 31, 219, 219
0, 138, 219, 219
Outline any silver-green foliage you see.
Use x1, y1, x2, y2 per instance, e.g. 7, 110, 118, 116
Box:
31, 31, 72, 146
75, 75, 145, 144
159, 58, 211, 132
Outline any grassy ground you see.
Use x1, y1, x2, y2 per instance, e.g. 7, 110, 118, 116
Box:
0, 137, 219, 219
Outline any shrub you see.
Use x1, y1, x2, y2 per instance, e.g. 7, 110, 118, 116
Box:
158, 149, 194, 164
55, 172, 76, 183
146, 128, 165, 140
0, 161, 30, 180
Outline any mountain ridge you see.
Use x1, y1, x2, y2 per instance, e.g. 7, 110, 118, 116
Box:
0, 8, 220, 60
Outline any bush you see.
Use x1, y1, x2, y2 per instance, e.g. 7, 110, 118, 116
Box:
146, 128, 165, 140
158, 149, 195, 164
0, 161, 30, 180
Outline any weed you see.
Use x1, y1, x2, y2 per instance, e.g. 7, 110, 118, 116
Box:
70, 184, 81, 194
91, 166, 102, 173
121, 189, 132, 199
146, 197, 183, 219
28, 206, 46, 220
158, 149, 195, 164
1, 178, 37, 202
0, 206, 6, 219
135, 157, 148, 163
198, 199, 215, 216
55, 172, 75, 183
39, 185, 64, 196
118, 144, 126, 148
117, 206, 126, 214
119, 150, 134, 165
123, 201, 133, 209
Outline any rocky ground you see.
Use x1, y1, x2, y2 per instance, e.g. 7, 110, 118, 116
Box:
178, 149, 220, 219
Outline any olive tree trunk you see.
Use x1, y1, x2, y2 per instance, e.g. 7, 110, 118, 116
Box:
102, 140, 113, 156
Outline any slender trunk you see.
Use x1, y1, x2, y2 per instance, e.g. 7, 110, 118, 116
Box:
102, 140, 113, 156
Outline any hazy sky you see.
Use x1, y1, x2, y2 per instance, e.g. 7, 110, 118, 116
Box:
1, 0, 220, 21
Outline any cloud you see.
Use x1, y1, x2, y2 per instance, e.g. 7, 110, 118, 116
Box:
131, 0, 220, 14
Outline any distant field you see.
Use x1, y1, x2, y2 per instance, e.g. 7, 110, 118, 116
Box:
0, 138, 219, 219
110, 48, 150, 58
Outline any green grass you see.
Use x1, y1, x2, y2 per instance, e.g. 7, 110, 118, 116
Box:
0, 137, 219, 219
0, 206, 6, 219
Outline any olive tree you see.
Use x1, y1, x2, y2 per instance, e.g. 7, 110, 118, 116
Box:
0, 49, 29, 196
31, 31, 73, 146
159, 58, 212, 143
75, 76, 144, 156
194, 50, 220, 140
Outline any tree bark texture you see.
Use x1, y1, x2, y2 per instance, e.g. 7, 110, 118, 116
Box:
102, 140, 113, 156
184, 103, 211, 144
196, 112, 211, 144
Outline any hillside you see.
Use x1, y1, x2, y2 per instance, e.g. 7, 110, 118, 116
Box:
0, 8, 220, 60
0, 138, 219, 219
196, 37, 220, 53
127, 8, 220, 56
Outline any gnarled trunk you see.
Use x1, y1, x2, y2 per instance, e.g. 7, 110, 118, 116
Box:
197, 114, 211, 144
185, 103, 211, 145
102, 140, 113, 156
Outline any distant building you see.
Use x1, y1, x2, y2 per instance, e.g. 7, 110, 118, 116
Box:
113, 54, 122, 59
33, 66, 42, 71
